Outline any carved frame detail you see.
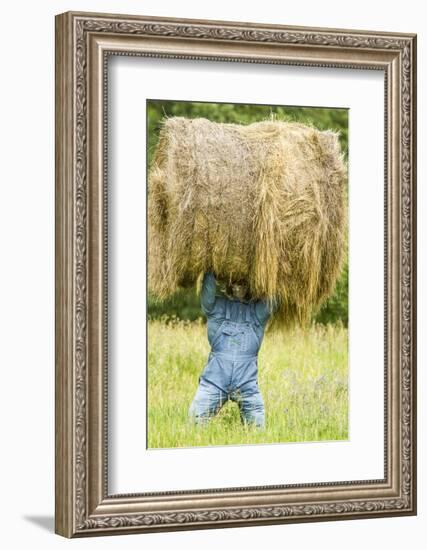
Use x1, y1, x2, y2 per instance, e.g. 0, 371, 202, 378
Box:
55, 11, 417, 537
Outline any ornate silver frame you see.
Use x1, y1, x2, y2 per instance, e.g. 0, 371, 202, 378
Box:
55, 10, 417, 537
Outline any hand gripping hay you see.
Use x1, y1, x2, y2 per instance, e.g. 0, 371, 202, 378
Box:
148, 116, 347, 329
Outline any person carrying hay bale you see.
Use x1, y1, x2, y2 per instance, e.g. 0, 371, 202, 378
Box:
188, 271, 277, 428
148, 115, 347, 330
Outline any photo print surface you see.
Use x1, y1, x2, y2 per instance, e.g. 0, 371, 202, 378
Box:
147, 99, 349, 450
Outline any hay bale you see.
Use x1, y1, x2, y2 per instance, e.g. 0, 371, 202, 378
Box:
148, 116, 347, 329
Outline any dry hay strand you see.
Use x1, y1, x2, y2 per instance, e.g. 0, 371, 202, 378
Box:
148, 116, 348, 330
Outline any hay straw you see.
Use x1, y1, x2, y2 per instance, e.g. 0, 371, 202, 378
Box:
148, 116, 347, 330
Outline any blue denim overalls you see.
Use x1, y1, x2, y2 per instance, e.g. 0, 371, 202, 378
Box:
189, 272, 275, 428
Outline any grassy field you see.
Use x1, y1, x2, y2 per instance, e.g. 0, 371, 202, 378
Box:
147, 318, 348, 449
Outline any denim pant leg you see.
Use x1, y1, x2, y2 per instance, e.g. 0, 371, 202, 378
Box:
237, 381, 265, 428
188, 378, 227, 425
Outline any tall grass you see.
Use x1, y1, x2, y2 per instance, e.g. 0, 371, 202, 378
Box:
148, 318, 348, 448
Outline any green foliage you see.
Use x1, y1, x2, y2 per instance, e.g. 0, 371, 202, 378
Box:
314, 261, 348, 327
148, 289, 202, 322
147, 99, 348, 326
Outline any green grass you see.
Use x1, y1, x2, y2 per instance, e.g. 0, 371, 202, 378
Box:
147, 318, 348, 448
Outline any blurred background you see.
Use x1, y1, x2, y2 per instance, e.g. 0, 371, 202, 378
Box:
147, 100, 348, 327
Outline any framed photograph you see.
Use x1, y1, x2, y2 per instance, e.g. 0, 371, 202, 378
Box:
55, 11, 417, 537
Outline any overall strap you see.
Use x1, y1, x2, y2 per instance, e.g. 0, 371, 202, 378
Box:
251, 302, 258, 324
225, 300, 231, 320
245, 303, 251, 322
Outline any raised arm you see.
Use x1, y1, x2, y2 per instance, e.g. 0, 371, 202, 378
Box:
255, 297, 278, 326
201, 271, 217, 315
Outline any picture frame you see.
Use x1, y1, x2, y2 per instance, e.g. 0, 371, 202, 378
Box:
55, 10, 417, 537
